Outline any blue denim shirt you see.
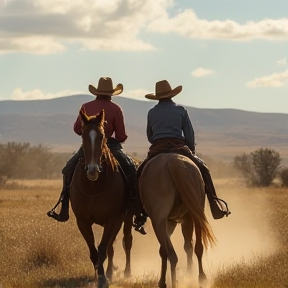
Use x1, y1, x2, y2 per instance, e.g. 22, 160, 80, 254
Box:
146, 100, 195, 151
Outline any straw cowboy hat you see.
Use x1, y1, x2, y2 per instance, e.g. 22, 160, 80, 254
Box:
89, 77, 123, 96
145, 80, 182, 100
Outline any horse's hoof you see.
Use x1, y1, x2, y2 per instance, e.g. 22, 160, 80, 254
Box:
106, 271, 112, 282
157, 282, 166, 288
124, 269, 131, 278
199, 273, 207, 288
98, 275, 109, 288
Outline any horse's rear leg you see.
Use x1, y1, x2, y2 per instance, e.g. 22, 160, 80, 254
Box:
158, 245, 168, 288
153, 219, 178, 288
181, 218, 194, 276
167, 221, 178, 288
195, 224, 207, 287
122, 211, 133, 278
76, 219, 98, 274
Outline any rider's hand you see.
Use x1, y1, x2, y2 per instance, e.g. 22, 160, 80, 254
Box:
191, 145, 196, 155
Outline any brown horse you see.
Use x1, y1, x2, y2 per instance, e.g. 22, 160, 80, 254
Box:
69, 109, 133, 288
139, 153, 216, 288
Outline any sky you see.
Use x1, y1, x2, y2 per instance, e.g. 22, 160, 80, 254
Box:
0, 0, 288, 114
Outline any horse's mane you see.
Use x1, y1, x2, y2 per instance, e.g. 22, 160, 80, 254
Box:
101, 139, 119, 172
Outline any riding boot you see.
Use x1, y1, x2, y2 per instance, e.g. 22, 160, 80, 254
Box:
47, 146, 83, 222
47, 176, 70, 222
187, 153, 231, 219
132, 178, 148, 235
202, 170, 231, 219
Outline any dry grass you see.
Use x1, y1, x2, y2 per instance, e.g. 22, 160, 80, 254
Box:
0, 178, 288, 288
212, 187, 288, 288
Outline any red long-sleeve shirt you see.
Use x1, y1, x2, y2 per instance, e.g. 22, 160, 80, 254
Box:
73, 98, 128, 142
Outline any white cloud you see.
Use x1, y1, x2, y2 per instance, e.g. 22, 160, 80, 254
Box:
8, 88, 84, 100
0, 0, 171, 53
246, 69, 288, 88
191, 68, 215, 77
82, 39, 155, 52
277, 58, 287, 66
0, 37, 65, 55
148, 9, 288, 41
1, 0, 288, 54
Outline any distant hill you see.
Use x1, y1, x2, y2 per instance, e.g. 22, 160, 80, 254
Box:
0, 95, 288, 163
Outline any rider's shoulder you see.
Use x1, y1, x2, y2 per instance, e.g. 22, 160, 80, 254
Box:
175, 104, 187, 112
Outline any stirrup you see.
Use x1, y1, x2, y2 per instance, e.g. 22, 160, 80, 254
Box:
134, 226, 147, 235
47, 209, 69, 222
133, 214, 147, 235
214, 197, 231, 217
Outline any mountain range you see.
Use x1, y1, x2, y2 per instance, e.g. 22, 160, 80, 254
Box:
0, 95, 287, 163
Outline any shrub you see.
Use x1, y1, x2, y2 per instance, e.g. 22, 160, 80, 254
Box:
234, 148, 281, 187
279, 167, 288, 187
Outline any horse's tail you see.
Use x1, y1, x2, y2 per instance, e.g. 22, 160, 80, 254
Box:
167, 156, 216, 249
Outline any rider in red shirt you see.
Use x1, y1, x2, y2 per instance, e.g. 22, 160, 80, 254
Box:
47, 77, 147, 234
73, 95, 127, 141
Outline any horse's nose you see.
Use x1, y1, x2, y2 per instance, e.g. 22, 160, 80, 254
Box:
86, 164, 101, 181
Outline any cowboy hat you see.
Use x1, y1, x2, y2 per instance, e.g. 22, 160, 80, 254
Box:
89, 77, 123, 96
145, 80, 182, 100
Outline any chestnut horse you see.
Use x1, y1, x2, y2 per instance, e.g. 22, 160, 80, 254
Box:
69, 109, 133, 288
139, 153, 216, 288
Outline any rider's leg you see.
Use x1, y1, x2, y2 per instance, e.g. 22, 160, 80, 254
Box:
184, 151, 230, 219
47, 146, 83, 222
107, 139, 147, 235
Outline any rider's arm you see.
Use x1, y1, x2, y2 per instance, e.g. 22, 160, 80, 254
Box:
73, 109, 83, 136
146, 112, 153, 144
182, 109, 195, 152
114, 107, 128, 143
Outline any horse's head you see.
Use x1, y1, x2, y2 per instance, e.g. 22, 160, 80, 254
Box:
79, 109, 106, 181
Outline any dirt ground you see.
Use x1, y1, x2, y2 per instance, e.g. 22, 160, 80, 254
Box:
96, 179, 278, 286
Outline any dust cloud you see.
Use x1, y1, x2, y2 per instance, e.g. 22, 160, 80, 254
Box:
109, 181, 278, 284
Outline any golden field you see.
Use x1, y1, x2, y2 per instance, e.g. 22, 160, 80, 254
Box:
0, 178, 288, 288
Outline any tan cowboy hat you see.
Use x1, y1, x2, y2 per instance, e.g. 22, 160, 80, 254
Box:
145, 80, 182, 100
89, 77, 123, 96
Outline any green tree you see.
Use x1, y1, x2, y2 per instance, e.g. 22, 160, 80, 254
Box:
234, 148, 281, 187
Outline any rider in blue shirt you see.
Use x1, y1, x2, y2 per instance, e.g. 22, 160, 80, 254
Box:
138, 80, 230, 220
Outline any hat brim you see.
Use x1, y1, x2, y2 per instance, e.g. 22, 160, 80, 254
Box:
89, 83, 123, 96
145, 85, 182, 100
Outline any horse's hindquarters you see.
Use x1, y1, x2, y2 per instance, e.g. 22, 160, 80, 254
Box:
139, 153, 208, 226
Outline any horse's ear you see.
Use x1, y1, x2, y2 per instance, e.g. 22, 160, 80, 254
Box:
79, 108, 88, 126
